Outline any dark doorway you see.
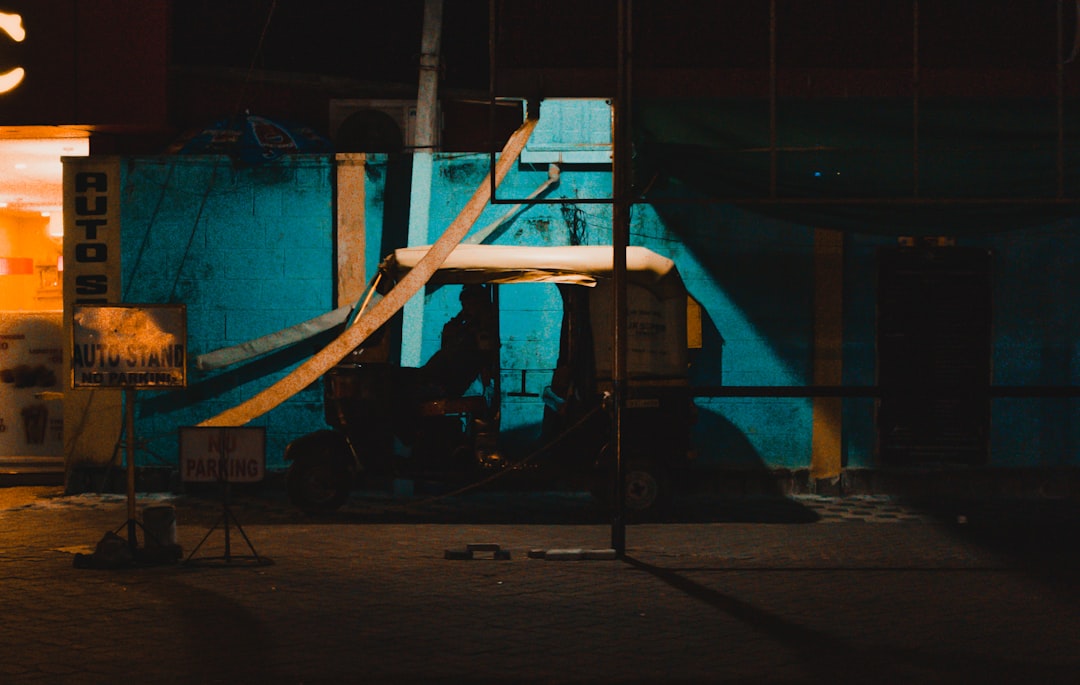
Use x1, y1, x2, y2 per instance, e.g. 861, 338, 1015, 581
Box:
335, 110, 405, 153
876, 245, 993, 465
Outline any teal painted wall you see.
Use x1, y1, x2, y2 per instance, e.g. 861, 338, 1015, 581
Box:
385, 155, 820, 470
114, 148, 1079, 477
382, 155, 1080, 472
418, 156, 614, 449
120, 155, 334, 472
842, 227, 1080, 470
985, 221, 1080, 468
842, 232, 893, 469
630, 198, 816, 470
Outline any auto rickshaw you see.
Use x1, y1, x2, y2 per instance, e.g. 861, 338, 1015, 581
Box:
284, 244, 698, 517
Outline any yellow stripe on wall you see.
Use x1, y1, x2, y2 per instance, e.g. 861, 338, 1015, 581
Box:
811, 228, 844, 481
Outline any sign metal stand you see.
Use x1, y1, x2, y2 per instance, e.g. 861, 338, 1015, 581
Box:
181, 426, 272, 567
118, 386, 141, 550
70, 304, 188, 568
183, 484, 268, 566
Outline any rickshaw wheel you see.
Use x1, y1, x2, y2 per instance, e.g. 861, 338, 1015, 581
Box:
622, 458, 670, 517
622, 455, 660, 509
592, 453, 671, 521
286, 451, 351, 514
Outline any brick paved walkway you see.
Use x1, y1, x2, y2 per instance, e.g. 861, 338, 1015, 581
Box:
0, 486, 1077, 684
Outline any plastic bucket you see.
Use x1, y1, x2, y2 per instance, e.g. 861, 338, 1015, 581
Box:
142, 504, 177, 547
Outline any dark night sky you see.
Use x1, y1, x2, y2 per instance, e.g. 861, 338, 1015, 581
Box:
171, 1, 491, 90
171, 0, 1070, 92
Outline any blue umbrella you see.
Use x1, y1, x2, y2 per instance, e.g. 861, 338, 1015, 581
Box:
170, 113, 333, 164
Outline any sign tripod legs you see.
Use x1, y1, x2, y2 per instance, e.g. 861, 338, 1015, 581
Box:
183, 441, 273, 567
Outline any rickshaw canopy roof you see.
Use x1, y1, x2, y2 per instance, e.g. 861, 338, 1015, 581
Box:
380, 245, 688, 299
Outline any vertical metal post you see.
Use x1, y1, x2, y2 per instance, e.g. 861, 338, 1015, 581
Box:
1057, 0, 1065, 199
912, 0, 920, 198
218, 429, 233, 561
416, 0, 443, 153
403, 0, 445, 368
125, 386, 137, 551
488, 0, 499, 200
769, 0, 777, 197
611, 0, 632, 556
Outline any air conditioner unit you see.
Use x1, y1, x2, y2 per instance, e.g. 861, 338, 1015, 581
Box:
329, 99, 439, 151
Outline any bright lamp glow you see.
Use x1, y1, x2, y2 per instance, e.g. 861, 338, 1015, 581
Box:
0, 12, 25, 95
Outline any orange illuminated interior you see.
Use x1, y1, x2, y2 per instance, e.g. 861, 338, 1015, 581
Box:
0, 134, 88, 311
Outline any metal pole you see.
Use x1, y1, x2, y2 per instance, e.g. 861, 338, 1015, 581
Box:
416, 0, 443, 152
611, 0, 632, 556
402, 0, 444, 368
125, 387, 137, 551
1057, 0, 1065, 199
219, 429, 233, 561
912, 0, 920, 198
769, 0, 777, 197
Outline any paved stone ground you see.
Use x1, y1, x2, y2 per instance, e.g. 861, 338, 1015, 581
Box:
0, 485, 1078, 684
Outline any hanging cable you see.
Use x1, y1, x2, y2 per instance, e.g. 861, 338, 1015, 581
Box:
122, 162, 178, 301
168, 161, 220, 303
232, 0, 278, 120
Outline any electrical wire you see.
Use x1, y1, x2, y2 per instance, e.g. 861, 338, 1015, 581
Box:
167, 161, 220, 303
233, 0, 278, 120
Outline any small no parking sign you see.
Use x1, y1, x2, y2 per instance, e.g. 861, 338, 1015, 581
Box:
179, 426, 265, 484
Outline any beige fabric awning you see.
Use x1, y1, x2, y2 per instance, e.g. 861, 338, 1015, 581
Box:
382, 244, 686, 298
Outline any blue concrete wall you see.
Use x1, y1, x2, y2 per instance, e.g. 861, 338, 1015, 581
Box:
120, 156, 334, 472
985, 220, 1080, 467
114, 147, 1079, 479
842, 232, 894, 469
842, 226, 1080, 470
630, 199, 816, 470
386, 155, 820, 470
384, 154, 1080, 472
419, 156, 614, 448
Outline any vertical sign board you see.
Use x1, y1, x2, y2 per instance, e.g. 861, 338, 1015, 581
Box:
63, 157, 122, 307
63, 156, 124, 464
178, 427, 266, 484
70, 304, 187, 389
